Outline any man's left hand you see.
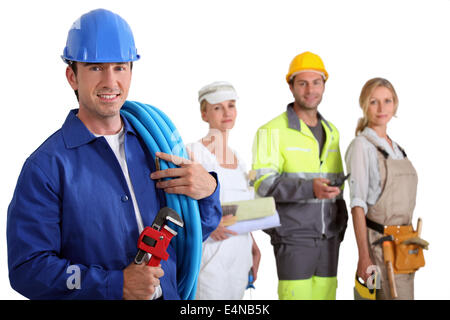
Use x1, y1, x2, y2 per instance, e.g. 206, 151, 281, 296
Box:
150, 152, 217, 200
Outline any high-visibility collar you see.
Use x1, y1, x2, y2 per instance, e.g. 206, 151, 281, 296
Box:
286, 103, 333, 133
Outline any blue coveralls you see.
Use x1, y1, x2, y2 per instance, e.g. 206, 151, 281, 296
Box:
7, 109, 221, 299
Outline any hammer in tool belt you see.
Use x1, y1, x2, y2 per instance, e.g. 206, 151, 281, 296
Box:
372, 235, 398, 299
135, 207, 184, 267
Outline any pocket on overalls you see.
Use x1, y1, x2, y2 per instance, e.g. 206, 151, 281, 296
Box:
384, 226, 426, 274
394, 232, 425, 273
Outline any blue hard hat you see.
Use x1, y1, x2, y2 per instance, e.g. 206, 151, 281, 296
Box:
62, 9, 140, 63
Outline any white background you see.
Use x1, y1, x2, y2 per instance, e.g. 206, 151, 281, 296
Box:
1, 0, 449, 300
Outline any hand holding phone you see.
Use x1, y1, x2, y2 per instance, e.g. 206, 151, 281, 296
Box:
328, 173, 350, 187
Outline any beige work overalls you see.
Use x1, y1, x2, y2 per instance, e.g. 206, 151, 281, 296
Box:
365, 136, 418, 300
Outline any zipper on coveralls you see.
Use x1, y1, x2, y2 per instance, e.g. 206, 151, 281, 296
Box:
319, 136, 331, 238
320, 159, 326, 237
320, 134, 333, 238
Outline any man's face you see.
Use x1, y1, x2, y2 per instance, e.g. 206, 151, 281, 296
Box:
289, 71, 325, 111
66, 62, 132, 119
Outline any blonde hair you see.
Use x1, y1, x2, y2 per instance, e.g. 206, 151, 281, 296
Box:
200, 99, 208, 113
355, 77, 399, 136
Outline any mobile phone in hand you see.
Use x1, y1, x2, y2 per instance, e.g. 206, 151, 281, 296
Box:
329, 173, 350, 187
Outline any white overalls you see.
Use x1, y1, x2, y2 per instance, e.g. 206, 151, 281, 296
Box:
187, 142, 253, 300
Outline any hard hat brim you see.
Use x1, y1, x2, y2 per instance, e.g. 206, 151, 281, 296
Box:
288, 69, 328, 83
61, 55, 140, 64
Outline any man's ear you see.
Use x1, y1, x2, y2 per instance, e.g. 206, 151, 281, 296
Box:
66, 66, 78, 91
288, 82, 294, 95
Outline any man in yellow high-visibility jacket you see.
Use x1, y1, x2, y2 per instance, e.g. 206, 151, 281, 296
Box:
252, 52, 348, 300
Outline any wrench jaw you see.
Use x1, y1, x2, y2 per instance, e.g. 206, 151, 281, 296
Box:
163, 224, 178, 237
152, 207, 184, 231
166, 215, 184, 228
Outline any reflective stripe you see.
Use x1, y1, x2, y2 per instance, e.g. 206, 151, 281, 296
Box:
256, 173, 277, 196
321, 198, 326, 234
320, 160, 325, 235
254, 168, 278, 180
282, 172, 345, 181
286, 147, 311, 152
255, 171, 345, 201
294, 198, 339, 204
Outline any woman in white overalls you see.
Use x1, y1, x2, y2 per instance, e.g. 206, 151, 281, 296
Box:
187, 81, 261, 300
345, 78, 418, 299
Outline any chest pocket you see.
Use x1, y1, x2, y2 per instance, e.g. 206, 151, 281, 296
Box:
283, 146, 318, 173
321, 139, 342, 173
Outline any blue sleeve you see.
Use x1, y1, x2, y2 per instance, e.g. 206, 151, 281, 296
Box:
197, 171, 222, 241
7, 159, 123, 300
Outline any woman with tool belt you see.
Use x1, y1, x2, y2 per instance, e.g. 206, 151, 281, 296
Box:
186, 81, 261, 300
345, 78, 425, 300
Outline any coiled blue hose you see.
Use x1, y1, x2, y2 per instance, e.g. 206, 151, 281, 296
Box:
121, 100, 201, 300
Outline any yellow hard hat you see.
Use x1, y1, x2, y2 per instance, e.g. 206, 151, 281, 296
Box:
286, 51, 329, 83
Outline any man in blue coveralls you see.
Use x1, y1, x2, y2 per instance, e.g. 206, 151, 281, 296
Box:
6, 9, 221, 300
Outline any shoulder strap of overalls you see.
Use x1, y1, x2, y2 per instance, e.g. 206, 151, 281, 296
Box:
360, 134, 407, 159
359, 134, 389, 159
396, 144, 407, 158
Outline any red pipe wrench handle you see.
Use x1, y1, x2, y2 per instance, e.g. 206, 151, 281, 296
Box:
136, 226, 176, 267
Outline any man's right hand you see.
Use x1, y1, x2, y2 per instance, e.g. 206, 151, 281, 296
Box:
151, 152, 217, 200
123, 262, 164, 300
313, 178, 341, 199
